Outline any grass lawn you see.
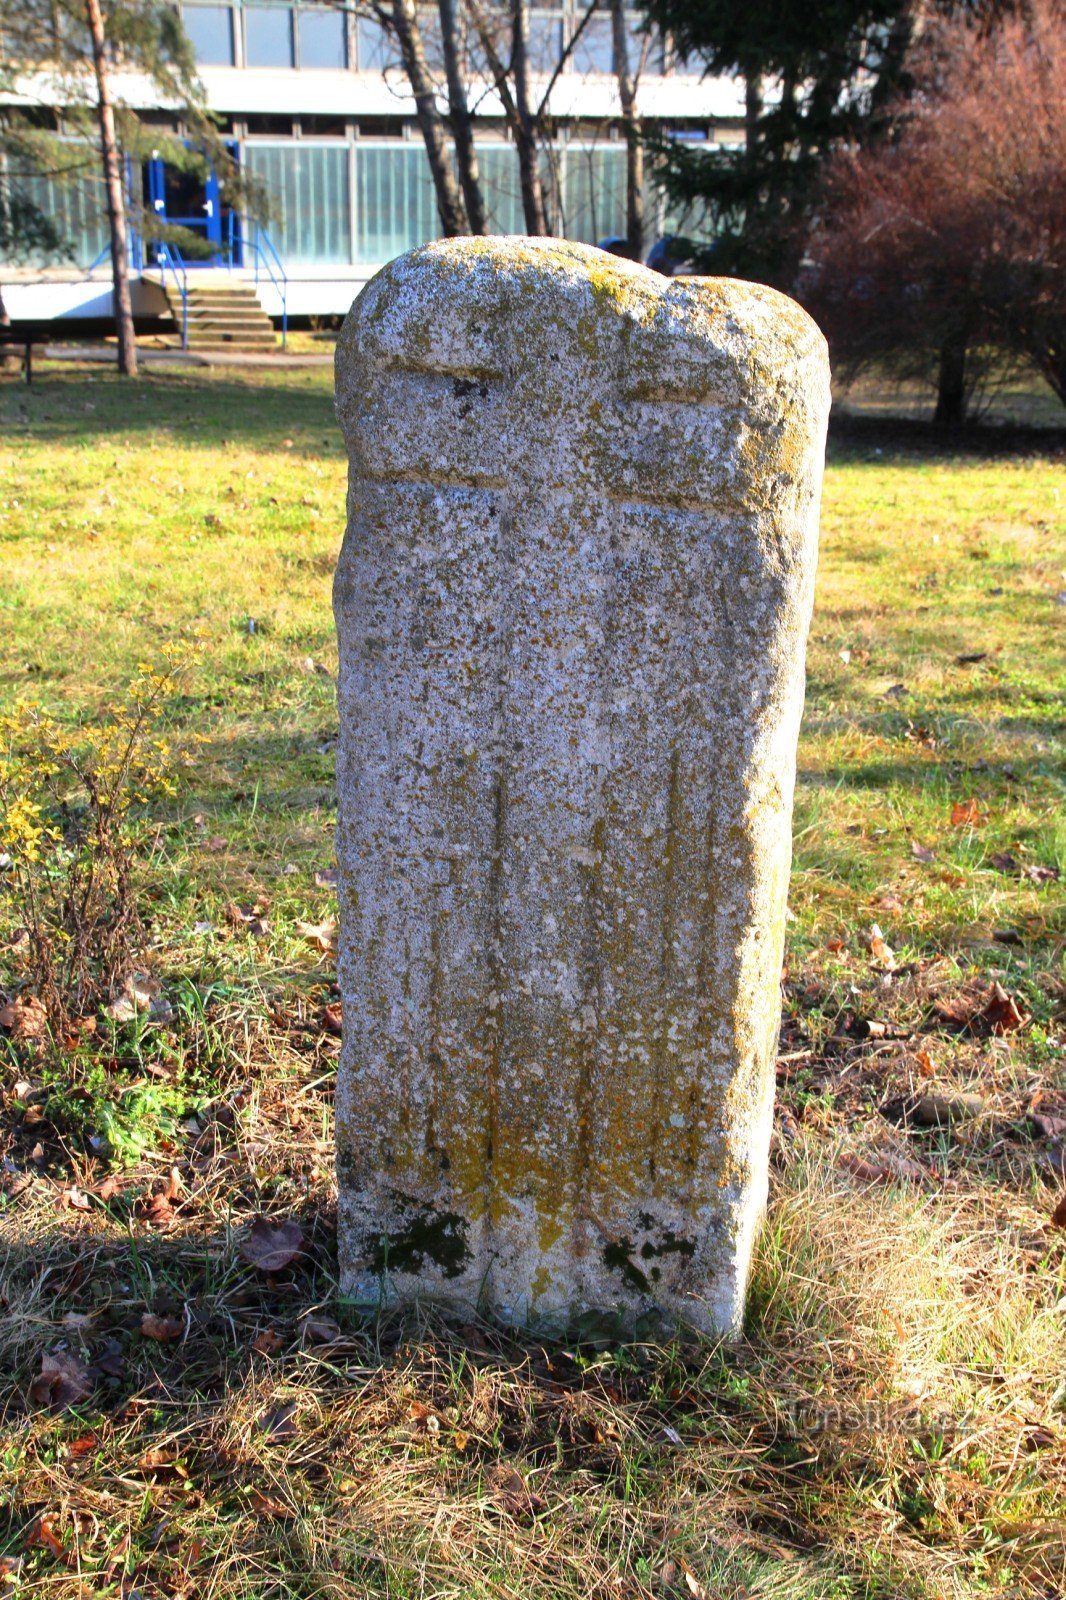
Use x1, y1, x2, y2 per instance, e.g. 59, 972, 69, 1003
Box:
0, 365, 1064, 1600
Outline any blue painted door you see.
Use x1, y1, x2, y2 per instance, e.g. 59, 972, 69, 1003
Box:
146, 143, 240, 265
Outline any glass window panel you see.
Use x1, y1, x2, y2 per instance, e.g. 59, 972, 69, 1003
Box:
355, 143, 439, 264
356, 16, 391, 69
527, 14, 562, 71
571, 13, 613, 74
245, 5, 294, 66
243, 141, 351, 262
478, 144, 524, 235
562, 143, 626, 242
416, 9, 443, 70
624, 14, 662, 74
182, 4, 234, 65
297, 6, 347, 66
2, 160, 109, 267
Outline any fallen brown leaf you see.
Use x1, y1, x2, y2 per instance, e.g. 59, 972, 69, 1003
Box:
241, 1217, 304, 1273
1030, 1111, 1066, 1140
226, 901, 270, 937
488, 1463, 545, 1518
249, 1488, 295, 1520
680, 1559, 709, 1600
140, 1312, 184, 1343
950, 798, 981, 827
296, 916, 336, 953
144, 1194, 177, 1229
0, 995, 48, 1042
933, 983, 1027, 1036
861, 924, 896, 971
257, 1400, 298, 1442
1050, 1193, 1066, 1230
253, 1329, 284, 1355
29, 1351, 93, 1412
24, 1516, 66, 1561
321, 1002, 342, 1037
978, 982, 1028, 1035
302, 1316, 341, 1345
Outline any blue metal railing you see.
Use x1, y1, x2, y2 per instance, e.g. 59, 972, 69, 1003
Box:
87, 214, 286, 354
224, 214, 288, 349
156, 240, 189, 351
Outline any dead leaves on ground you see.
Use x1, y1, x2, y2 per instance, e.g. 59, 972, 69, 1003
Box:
140, 1312, 184, 1344
989, 850, 1059, 884
950, 797, 983, 828
838, 1150, 931, 1187
0, 994, 48, 1042
248, 1487, 295, 1520
225, 900, 270, 938
487, 1462, 547, 1520
138, 1166, 185, 1230
933, 981, 1029, 1037
296, 916, 336, 954
240, 1217, 304, 1274
28, 1350, 93, 1412
257, 1400, 299, 1443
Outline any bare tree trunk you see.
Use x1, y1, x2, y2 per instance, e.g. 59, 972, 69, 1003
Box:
934, 334, 968, 425
744, 69, 762, 158
610, 0, 643, 260
0, 281, 14, 371
85, 0, 137, 376
1039, 337, 1066, 408
438, 0, 486, 233
387, 0, 469, 236
512, 0, 548, 235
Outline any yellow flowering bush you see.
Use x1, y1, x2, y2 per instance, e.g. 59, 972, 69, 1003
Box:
0, 646, 194, 1034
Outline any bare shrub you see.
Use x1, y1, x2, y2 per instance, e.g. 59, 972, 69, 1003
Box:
803, 0, 1066, 422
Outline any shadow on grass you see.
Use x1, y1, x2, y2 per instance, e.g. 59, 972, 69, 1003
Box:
828, 407, 1066, 463
4, 368, 1064, 465
0, 369, 340, 453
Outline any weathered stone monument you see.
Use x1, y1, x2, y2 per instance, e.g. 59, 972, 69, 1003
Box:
334, 237, 829, 1334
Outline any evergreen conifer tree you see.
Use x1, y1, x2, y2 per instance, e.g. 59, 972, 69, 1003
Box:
639, 0, 912, 286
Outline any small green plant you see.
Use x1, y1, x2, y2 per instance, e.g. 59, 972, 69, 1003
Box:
0, 647, 194, 1034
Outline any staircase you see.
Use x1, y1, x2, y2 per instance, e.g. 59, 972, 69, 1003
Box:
168, 279, 278, 352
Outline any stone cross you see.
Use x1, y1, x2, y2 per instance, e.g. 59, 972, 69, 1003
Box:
334, 237, 829, 1335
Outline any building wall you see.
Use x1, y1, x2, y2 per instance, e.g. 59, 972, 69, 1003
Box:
0, 4, 742, 320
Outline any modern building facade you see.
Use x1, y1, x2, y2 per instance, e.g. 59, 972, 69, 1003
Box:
1, 2, 742, 330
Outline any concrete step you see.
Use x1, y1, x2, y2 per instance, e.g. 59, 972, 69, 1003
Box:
187, 310, 273, 325
163, 282, 277, 349
186, 293, 264, 306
